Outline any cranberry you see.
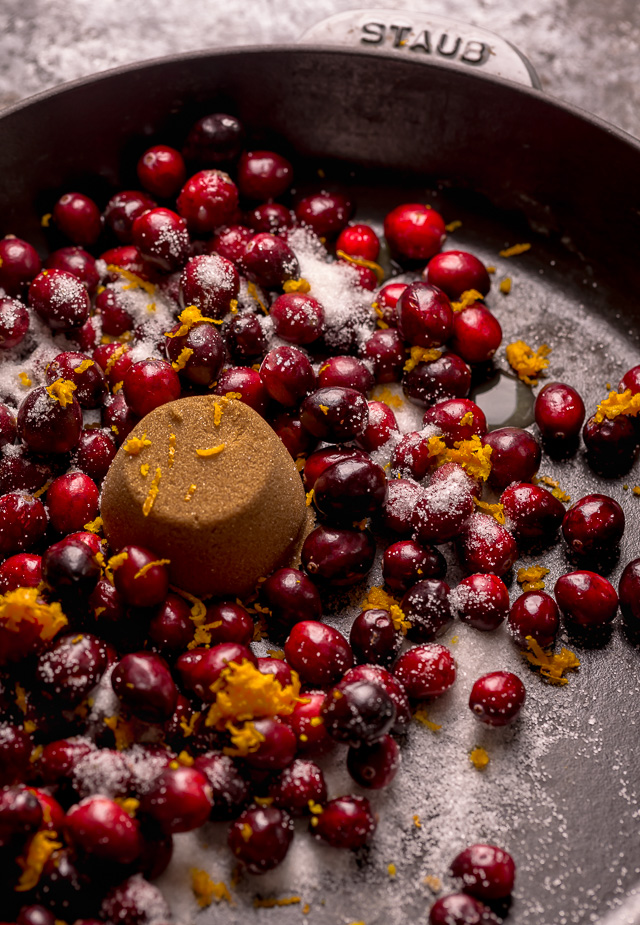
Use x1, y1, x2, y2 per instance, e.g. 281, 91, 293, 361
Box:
53, 192, 102, 246
74, 428, 117, 482
481, 426, 541, 490
285, 690, 331, 751
453, 574, 510, 632
384, 203, 445, 261
508, 590, 560, 647
104, 190, 157, 242
236, 149, 292, 200
225, 311, 267, 360
620, 365, 640, 394
0, 297, 29, 348
202, 600, 254, 645
429, 893, 500, 925
323, 679, 396, 746
423, 398, 487, 446
423, 250, 491, 299
111, 652, 178, 722
430, 461, 482, 498
0, 403, 16, 449
45, 471, 99, 535
183, 112, 244, 163
257, 657, 294, 687
554, 570, 618, 627
147, 593, 195, 655
260, 345, 315, 406
397, 281, 453, 347
295, 191, 352, 237
0, 787, 43, 841
361, 329, 406, 383
94, 342, 134, 388
411, 470, 475, 544
112, 545, 170, 608
356, 401, 399, 452
23, 787, 66, 831
208, 223, 254, 262
261, 568, 321, 631
404, 351, 472, 406
136, 144, 186, 198
393, 643, 456, 699
131, 207, 189, 272
102, 392, 140, 445
450, 843, 516, 900
165, 321, 225, 386
284, 621, 353, 686
246, 202, 294, 234
383, 540, 446, 593
313, 456, 386, 522
216, 365, 269, 415
242, 716, 298, 770
269, 758, 327, 815
347, 734, 401, 790
228, 805, 294, 873
270, 292, 325, 344
36, 632, 107, 704
64, 795, 141, 863
101, 244, 155, 281
469, 671, 526, 726
177, 643, 256, 701
349, 609, 401, 666
179, 253, 239, 318
301, 387, 369, 443
619, 558, 640, 624
535, 382, 585, 441
312, 794, 376, 848
36, 738, 95, 786
37, 848, 92, 918
401, 579, 452, 640
140, 765, 212, 833
46, 351, 107, 409
392, 430, 438, 480
562, 493, 625, 557
0, 551, 42, 592
271, 409, 316, 458
375, 280, 406, 325
336, 223, 380, 261
382, 478, 425, 534
242, 232, 300, 288
303, 446, 369, 490
192, 752, 249, 820
44, 246, 99, 294
0, 724, 32, 785
317, 357, 372, 395
583, 413, 638, 475
176, 169, 238, 233
301, 524, 376, 586
0, 492, 47, 556
100, 875, 170, 925
457, 514, 518, 576
0, 235, 41, 294
0, 452, 52, 496
16, 907, 56, 925
450, 304, 502, 364
42, 536, 100, 595
29, 268, 90, 331
123, 358, 181, 417
501, 481, 565, 540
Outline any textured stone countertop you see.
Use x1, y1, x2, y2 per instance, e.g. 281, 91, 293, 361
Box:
1, 0, 640, 138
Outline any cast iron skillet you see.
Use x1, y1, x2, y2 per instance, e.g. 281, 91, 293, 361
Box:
0, 13, 639, 925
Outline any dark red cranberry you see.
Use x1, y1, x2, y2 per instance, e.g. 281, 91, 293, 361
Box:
100, 875, 171, 925
16, 906, 56, 925
101, 244, 155, 281
88, 577, 128, 638
46, 351, 107, 409
131, 207, 190, 272
53, 192, 102, 246
112, 545, 170, 608
285, 690, 330, 751
361, 329, 406, 383
257, 657, 294, 687
270, 292, 324, 344
74, 428, 117, 482
318, 356, 374, 394
383, 540, 446, 593
0, 492, 47, 556
260, 345, 315, 406
349, 610, 402, 666
619, 558, 640, 624
192, 752, 248, 820
554, 570, 618, 627
508, 591, 560, 647
242, 232, 300, 288
93, 342, 133, 389
165, 321, 225, 387
429, 893, 500, 925
411, 470, 475, 544
215, 365, 269, 415
241, 716, 298, 771
23, 787, 65, 831
284, 621, 353, 687
322, 679, 396, 746
303, 446, 369, 490
404, 351, 472, 406
179, 253, 239, 318
481, 426, 541, 490
64, 796, 141, 863
620, 365, 640, 394
384, 203, 445, 261
336, 223, 380, 261
313, 457, 386, 522
228, 805, 294, 873
430, 461, 482, 498
176, 169, 238, 233
268, 758, 327, 816
0, 404, 16, 449
176, 643, 256, 701
246, 202, 294, 234
237, 150, 293, 200
104, 190, 157, 242
393, 643, 456, 699
375, 280, 406, 325
457, 514, 518, 576
535, 382, 585, 441
501, 482, 565, 540
36, 737, 95, 786
391, 430, 435, 480
123, 359, 181, 417
312, 794, 376, 848
183, 112, 244, 163
261, 567, 322, 631
208, 223, 254, 262
583, 413, 638, 475
29, 269, 90, 331
137, 144, 186, 198
202, 600, 253, 646
102, 392, 140, 446
0, 551, 42, 592
450, 843, 516, 900
450, 304, 502, 364
469, 671, 526, 726
423, 398, 487, 446
397, 281, 453, 347
0, 297, 29, 348
0, 452, 52, 496
140, 766, 212, 833
147, 593, 195, 655
42, 536, 100, 594
347, 733, 400, 789
295, 191, 352, 237
0, 235, 41, 295
424, 250, 491, 299
36, 632, 107, 704
300, 387, 369, 443
111, 652, 178, 722
271, 409, 316, 458
0, 724, 32, 785
44, 246, 99, 294
301, 525, 376, 586
356, 401, 399, 452
225, 311, 267, 360
452, 574, 510, 631
382, 478, 425, 534
562, 493, 625, 557
0, 787, 43, 842
46, 471, 99, 534
401, 579, 452, 640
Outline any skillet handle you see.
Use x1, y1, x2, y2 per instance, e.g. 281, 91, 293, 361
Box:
298, 9, 541, 89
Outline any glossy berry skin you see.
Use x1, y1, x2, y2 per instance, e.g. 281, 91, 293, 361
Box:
295, 191, 352, 237
303, 446, 368, 491
137, 144, 186, 198
177, 643, 256, 701
423, 398, 487, 446
342, 664, 412, 732
401, 579, 452, 641
453, 574, 510, 632
112, 545, 170, 608
241, 232, 299, 288
301, 387, 369, 443
246, 201, 294, 234
619, 365, 640, 395
225, 311, 267, 360
46, 471, 99, 535
102, 392, 139, 446
619, 559, 640, 624
202, 600, 254, 646
424, 250, 491, 299
103, 189, 157, 242
347, 734, 401, 790
177, 168, 238, 233
0, 551, 42, 592
562, 493, 625, 557
131, 207, 190, 272
554, 570, 618, 627
101, 243, 154, 281
356, 400, 399, 452
64, 796, 141, 864
100, 876, 171, 925
450, 304, 502, 364
404, 351, 472, 407
74, 428, 118, 483
45, 246, 100, 294
0, 235, 41, 295
46, 351, 107, 409
209, 223, 254, 263
193, 752, 249, 820
36, 632, 107, 704
384, 203, 446, 261
583, 413, 638, 475
450, 843, 516, 900
41, 537, 100, 600
271, 409, 316, 458
183, 112, 244, 163
482, 426, 541, 490
469, 671, 526, 726
361, 329, 406, 383
93, 341, 133, 389
147, 593, 195, 656
397, 281, 453, 347
0, 492, 47, 556
429, 893, 499, 925
322, 679, 396, 747
165, 321, 225, 387
270, 292, 325, 344
123, 358, 181, 417
301, 525, 376, 586
261, 567, 322, 631
312, 794, 376, 848
0, 724, 32, 785
383, 478, 425, 534
411, 470, 475, 544
285, 690, 331, 752
284, 621, 353, 687
53, 192, 102, 246
237, 150, 293, 200
393, 643, 456, 699
383, 540, 447, 593
228, 806, 294, 873
336, 223, 380, 261
508, 591, 560, 647
216, 366, 269, 416
111, 652, 178, 722
269, 758, 327, 815
260, 345, 315, 406
179, 252, 239, 318
29, 268, 90, 331
0, 297, 29, 348
535, 382, 585, 441
0, 402, 16, 448
313, 457, 387, 522
243, 717, 298, 771
457, 513, 518, 577
350, 609, 402, 666
140, 766, 213, 833
501, 482, 566, 540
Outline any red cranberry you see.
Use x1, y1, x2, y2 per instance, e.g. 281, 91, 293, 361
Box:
242, 232, 300, 288
0, 787, 43, 841
457, 514, 518, 576
177, 643, 256, 701
0, 297, 29, 348
147, 593, 195, 655
619, 558, 640, 624
404, 351, 472, 406
123, 358, 181, 417
424, 250, 491, 299
0, 551, 42, 592
300, 387, 369, 443
0, 492, 47, 556
452, 574, 510, 632
303, 446, 369, 490
312, 794, 376, 848
562, 493, 625, 557
208, 223, 254, 262
179, 252, 239, 318
501, 481, 565, 540
0, 452, 52, 496
100, 875, 170, 925
469, 671, 526, 726
285, 690, 330, 751
429, 893, 499, 925
242, 716, 298, 771
342, 664, 411, 733
202, 600, 253, 646
177, 169, 238, 233
384, 203, 445, 261
102, 392, 140, 445
237, 150, 293, 200
481, 426, 541, 490
347, 734, 401, 790
536, 382, 587, 442
46, 351, 107, 409
271, 409, 316, 458
323, 679, 396, 746
397, 281, 453, 347
36, 738, 95, 786
554, 570, 618, 627
317, 356, 373, 394
93, 342, 133, 389
257, 657, 294, 687
450, 843, 516, 900
430, 461, 482, 499
375, 280, 406, 325
131, 207, 190, 272
140, 766, 212, 833
112, 546, 170, 608
225, 311, 267, 360
111, 652, 178, 722
383, 540, 446, 593
268, 758, 327, 816
192, 752, 248, 820
401, 579, 452, 640
361, 329, 406, 382
36, 632, 107, 704
104, 190, 157, 242
64, 796, 141, 863
382, 478, 425, 534
583, 413, 638, 475
44, 246, 99, 294
313, 456, 386, 522
270, 292, 324, 344
0, 403, 16, 449
0, 235, 41, 295
29, 269, 90, 331
228, 805, 294, 873
411, 470, 475, 544
620, 365, 640, 394
74, 428, 117, 482
336, 223, 380, 261
216, 365, 269, 415
356, 401, 399, 452
246, 202, 294, 234
137, 144, 186, 199
42, 536, 100, 595
295, 191, 352, 237
450, 304, 502, 364
349, 609, 402, 666
301, 525, 376, 586
392, 430, 437, 480
423, 398, 487, 446
0, 723, 32, 785
101, 244, 155, 281
165, 321, 224, 386
393, 643, 456, 699
260, 345, 315, 406
53, 192, 102, 246
508, 591, 560, 647
183, 112, 244, 163
46, 472, 99, 535
284, 621, 353, 687
261, 567, 321, 631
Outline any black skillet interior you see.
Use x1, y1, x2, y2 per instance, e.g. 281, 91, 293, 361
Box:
1, 47, 639, 924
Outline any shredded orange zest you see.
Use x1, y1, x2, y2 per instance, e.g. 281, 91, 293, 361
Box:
337, 249, 385, 284
486, 266, 496, 273
73, 358, 94, 374
32, 480, 51, 499
424, 875, 442, 893
451, 288, 485, 312
191, 869, 232, 907
594, 388, 640, 424
469, 746, 490, 769
428, 434, 493, 481
107, 264, 156, 295
0, 588, 67, 643
104, 714, 135, 750
282, 278, 311, 293
134, 559, 170, 580
41, 212, 52, 227
517, 565, 550, 591
24, 719, 37, 734
474, 498, 505, 524
252, 614, 268, 641
371, 385, 405, 409
413, 814, 422, 828
499, 277, 512, 294
303, 902, 310, 914
305, 488, 315, 507
254, 896, 302, 909
107, 551, 129, 574
196, 444, 225, 457
213, 402, 223, 426
360, 586, 411, 635
188, 619, 222, 650
506, 340, 551, 386
184, 483, 197, 502
171, 347, 193, 372
165, 305, 216, 338
445, 219, 462, 232
295, 457, 306, 472
374, 305, 389, 329
229, 298, 239, 313
206, 659, 302, 729
123, 433, 152, 455
499, 242, 531, 257
225, 391, 242, 400
15, 682, 27, 715
103, 344, 128, 375
84, 516, 103, 534
18, 371, 32, 387
319, 404, 329, 415
241, 822, 254, 842
414, 703, 442, 731
45, 378, 77, 407
16, 829, 62, 891
114, 797, 140, 817
140, 464, 150, 477
169, 586, 207, 625
179, 711, 201, 738
552, 486, 571, 503
524, 635, 580, 684
143, 467, 162, 516
459, 411, 474, 426
633, 486, 640, 496
247, 281, 269, 315
403, 345, 442, 373
308, 799, 324, 815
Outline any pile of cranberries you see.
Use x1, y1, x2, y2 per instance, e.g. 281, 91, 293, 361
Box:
0, 106, 639, 925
